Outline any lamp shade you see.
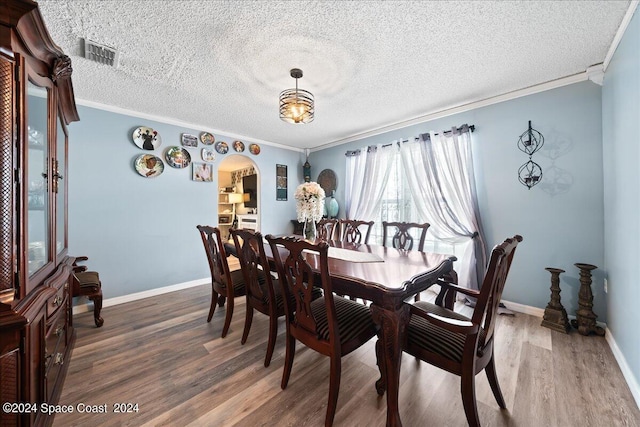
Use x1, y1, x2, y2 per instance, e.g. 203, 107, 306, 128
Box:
279, 68, 314, 124
228, 193, 243, 204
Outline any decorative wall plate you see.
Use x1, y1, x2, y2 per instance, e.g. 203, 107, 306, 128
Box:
200, 132, 215, 145
215, 141, 229, 154
233, 140, 245, 152
165, 146, 191, 168
249, 143, 261, 155
132, 126, 161, 150
181, 133, 198, 147
134, 154, 164, 178
202, 148, 216, 162
318, 169, 337, 194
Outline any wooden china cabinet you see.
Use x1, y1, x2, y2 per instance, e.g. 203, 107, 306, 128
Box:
0, 1, 79, 426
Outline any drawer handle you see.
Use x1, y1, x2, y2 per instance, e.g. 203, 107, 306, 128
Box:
54, 353, 64, 366
52, 295, 63, 307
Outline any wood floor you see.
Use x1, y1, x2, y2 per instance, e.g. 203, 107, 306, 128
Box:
54, 284, 640, 427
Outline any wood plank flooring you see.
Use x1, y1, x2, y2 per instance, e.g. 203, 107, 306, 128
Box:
54, 284, 640, 427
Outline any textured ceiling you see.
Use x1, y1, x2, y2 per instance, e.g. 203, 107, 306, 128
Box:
37, 0, 630, 150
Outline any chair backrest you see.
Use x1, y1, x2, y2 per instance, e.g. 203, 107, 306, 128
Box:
230, 228, 276, 309
382, 221, 430, 251
472, 235, 522, 346
317, 219, 338, 241
266, 235, 338, 349
197, 225, 233, 287
339, 219, 374, 244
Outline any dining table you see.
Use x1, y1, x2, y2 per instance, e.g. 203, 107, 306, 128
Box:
258, 238, 458, 427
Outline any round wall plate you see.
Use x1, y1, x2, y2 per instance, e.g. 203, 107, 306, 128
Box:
132, 126, 162, 150
317, 169, 337, 195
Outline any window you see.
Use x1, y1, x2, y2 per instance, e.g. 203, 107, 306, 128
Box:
363, 148, 460, 258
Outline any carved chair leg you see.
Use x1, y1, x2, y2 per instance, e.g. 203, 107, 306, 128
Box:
218, 295, 226, 307
374, 338, 386, 395
241, 304, 254, 345
461, 371, 481, 427
485, 354, 506, 408
208, 291, 219, 322
221, 296, 234, 338
89, 294, 104, 327
281, 334, 296, 389
264, 312, 278, 367
326, 356, 341, 427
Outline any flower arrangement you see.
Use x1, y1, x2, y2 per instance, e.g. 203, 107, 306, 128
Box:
295, 181, 326, 223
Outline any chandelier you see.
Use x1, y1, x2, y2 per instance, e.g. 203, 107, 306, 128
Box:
279, 68, 314, 124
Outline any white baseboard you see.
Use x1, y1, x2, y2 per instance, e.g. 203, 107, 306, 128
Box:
502, 299, 639, 410
606, 329, 640, 409
72, 278, 210, 314
501, 299, 545, 317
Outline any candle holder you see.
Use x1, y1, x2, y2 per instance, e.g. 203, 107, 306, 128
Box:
571, 263, 605, 336
541, 267, 570, 333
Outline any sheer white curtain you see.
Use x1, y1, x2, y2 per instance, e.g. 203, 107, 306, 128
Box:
398, 126, 487, 291
345, 144, 396, 220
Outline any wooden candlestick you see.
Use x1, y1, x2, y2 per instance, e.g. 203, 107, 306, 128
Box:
571, 263, 605, 336
541, 267, 570, 333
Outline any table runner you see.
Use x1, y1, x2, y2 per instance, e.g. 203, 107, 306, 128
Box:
300, 246, 381, 263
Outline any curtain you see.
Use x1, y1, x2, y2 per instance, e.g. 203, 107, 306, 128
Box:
398, 126, 487, 291
345, 144, 396, 220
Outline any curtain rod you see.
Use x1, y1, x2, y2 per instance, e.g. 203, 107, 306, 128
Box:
345, 124, 475, 156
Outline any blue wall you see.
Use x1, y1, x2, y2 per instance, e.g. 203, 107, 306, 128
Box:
311, 81, 606, 320
602, 8, 640, 396
67, 106, 303, 298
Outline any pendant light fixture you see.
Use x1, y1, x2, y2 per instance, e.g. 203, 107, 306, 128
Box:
279, 68, 314, 124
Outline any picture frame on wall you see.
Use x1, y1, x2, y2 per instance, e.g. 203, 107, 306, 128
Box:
192, 162, 213, 182
276, 164, 287, 201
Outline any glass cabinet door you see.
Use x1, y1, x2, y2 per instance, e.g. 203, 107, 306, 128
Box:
56, 116, 67, 257
26, 81, 50, 276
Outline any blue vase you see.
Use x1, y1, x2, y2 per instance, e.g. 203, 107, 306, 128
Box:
327, 197, 339, 218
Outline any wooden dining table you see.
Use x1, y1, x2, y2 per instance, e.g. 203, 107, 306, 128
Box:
259, 238, 457, 427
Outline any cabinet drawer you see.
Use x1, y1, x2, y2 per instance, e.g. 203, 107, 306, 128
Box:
45, 312, 68, 399
46, 281, 69, 319
45, 311, 66, 364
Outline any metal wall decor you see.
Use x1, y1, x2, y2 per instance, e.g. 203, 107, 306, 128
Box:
517, 120, 544, 189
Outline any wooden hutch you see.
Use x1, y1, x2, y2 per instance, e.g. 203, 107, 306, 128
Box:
0, 1, 79, 426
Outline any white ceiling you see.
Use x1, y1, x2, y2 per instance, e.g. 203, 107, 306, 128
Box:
37, 0, 631, 150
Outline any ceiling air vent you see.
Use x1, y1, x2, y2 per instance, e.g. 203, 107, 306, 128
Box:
83, 39, 118, 67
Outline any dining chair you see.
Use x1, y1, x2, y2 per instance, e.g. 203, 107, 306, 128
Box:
382, 221, 430, 251
71, 256, 104, 327
339, 219, 374, 244
402, 235, 522, 427
197, 225, 247, 338
230, 228, 321, 367
382, 221, 430, 301
317, 218, 339, 241
266, 235, 379, 427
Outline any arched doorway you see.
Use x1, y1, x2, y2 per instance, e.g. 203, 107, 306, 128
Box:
217, 155, 260, 241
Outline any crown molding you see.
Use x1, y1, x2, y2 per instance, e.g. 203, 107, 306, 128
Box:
73, 98, 304, 153
312, 72, 588, 152
603, 0, 639, 72
587, 64, 604, 86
